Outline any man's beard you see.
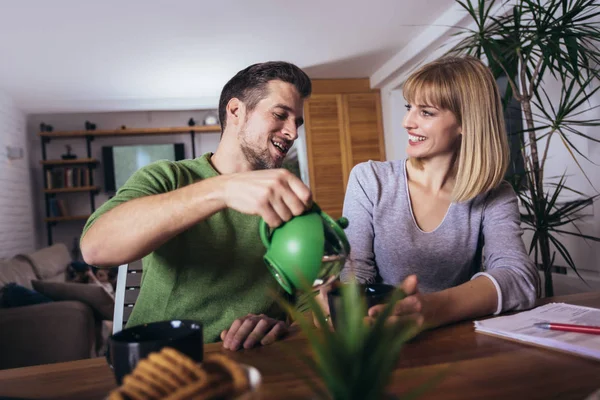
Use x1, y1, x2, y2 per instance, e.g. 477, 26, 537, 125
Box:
239, 132, 280, 170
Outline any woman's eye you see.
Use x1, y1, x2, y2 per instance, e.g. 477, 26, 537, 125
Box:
274, 113, 286, 120
422, 110, 433, 117
404, 104, 411, 110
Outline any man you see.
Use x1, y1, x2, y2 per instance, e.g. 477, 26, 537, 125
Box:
81, 61, 312, 351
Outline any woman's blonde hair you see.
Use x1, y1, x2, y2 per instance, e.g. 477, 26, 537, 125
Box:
403, 56, 509, 202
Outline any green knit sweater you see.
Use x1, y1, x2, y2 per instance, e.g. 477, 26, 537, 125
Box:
82, 153, 286, 342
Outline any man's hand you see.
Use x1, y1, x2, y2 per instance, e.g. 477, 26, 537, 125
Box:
219, 169, 312, 228
220, 314, 289, 351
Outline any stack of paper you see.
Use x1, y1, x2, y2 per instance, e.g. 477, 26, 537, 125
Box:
474, 303, 600, 360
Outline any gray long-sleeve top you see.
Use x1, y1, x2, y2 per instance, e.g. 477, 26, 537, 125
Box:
341, 160, 540, 314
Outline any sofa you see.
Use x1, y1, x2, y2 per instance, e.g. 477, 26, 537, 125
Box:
0, 243, 113, 370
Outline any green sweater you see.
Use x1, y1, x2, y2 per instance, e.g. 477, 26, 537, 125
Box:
82, 153, 286, 342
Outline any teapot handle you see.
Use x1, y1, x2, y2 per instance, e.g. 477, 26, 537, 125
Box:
259, 203, 319, 248
315, 207, 351, 255
259, 219, 271, 249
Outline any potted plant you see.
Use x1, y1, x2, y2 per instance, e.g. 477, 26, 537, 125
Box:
279, 282, 443, 400
450, 0, 600, 296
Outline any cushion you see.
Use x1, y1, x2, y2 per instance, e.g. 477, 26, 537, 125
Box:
19, 243, 71, 280
0, 283, 54, 308
31, 280, 114, 320
45, 272, 67, 283
0, 257, 37, 290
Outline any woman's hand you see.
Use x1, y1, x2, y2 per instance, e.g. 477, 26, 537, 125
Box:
367, 275, 431, 330
369, 274, 499, 331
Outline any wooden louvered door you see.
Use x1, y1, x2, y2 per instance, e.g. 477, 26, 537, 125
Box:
304, 94, 349, 219
342, 92, 385, 167
304, 89, 385, 219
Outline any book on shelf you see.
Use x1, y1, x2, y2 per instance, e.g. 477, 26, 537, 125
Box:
48, 198, 59, 217
45, 170, 53, 189
65, 168, 73, 187
57, 199, 68, 217
48, 198, 69, 217
45, 167, 91, 189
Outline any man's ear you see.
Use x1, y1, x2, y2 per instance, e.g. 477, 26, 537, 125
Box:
226, 98, 245, 126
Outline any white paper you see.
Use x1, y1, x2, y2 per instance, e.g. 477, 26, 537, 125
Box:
474, 303, 600, 360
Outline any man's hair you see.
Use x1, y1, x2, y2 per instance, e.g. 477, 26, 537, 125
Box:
403, 55, 509, 202
218, 61, 312, 131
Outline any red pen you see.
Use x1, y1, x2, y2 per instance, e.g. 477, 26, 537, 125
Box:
534, 322, 600, 335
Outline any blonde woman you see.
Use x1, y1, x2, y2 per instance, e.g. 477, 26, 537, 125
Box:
341, 56, 540, 329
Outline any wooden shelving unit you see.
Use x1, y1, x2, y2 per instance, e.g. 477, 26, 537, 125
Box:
44, 186, 99, 194
44, 215, 91, 223
40, 158, 98, 166
40, 124, 221, 246
38, 125, 221, 138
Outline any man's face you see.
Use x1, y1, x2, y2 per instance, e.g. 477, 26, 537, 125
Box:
238, 80, 304, 170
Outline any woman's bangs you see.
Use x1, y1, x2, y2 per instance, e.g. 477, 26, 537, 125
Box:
404, 73, 451, 110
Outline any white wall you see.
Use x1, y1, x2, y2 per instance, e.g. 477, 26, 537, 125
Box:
0, 91, 35, 258
380, 87, 408, 162
27, 110, 220, 256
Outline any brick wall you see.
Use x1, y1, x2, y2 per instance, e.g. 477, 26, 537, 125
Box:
0, 91, 34, 258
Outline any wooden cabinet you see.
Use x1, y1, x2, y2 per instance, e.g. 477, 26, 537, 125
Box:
304, 80, 385, 218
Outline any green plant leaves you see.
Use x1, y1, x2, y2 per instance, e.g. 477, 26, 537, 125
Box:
275, 280, 433, 400
515, 174, 599, 284
450, 0, 600, 295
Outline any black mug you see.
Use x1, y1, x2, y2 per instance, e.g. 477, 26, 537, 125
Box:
106, 320, 203, 385
327, 283, 395, 328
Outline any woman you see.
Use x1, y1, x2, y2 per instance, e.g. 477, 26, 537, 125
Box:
341, 56, 540, 329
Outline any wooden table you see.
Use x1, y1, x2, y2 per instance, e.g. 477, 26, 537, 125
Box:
1, 292, 599, 400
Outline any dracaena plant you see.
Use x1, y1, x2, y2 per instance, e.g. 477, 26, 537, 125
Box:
450, 0, 600, 296
278, 281, 443, 400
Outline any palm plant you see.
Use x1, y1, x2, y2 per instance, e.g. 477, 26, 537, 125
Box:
279, 282, 442, 400
450, 0, 600, 296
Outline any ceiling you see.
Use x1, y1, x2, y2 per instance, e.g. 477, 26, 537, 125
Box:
0, 0, 456, 113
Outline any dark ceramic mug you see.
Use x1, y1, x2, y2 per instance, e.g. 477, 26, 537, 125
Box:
327, 283, 396, 328
106, 320, 203, 384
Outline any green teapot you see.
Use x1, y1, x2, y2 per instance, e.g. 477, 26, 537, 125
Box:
259, 203, 350, 294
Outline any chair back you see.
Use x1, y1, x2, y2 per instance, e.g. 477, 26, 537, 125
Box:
112, 260, 142, 334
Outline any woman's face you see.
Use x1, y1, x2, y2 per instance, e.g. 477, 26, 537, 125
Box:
403, 98, 462, 160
